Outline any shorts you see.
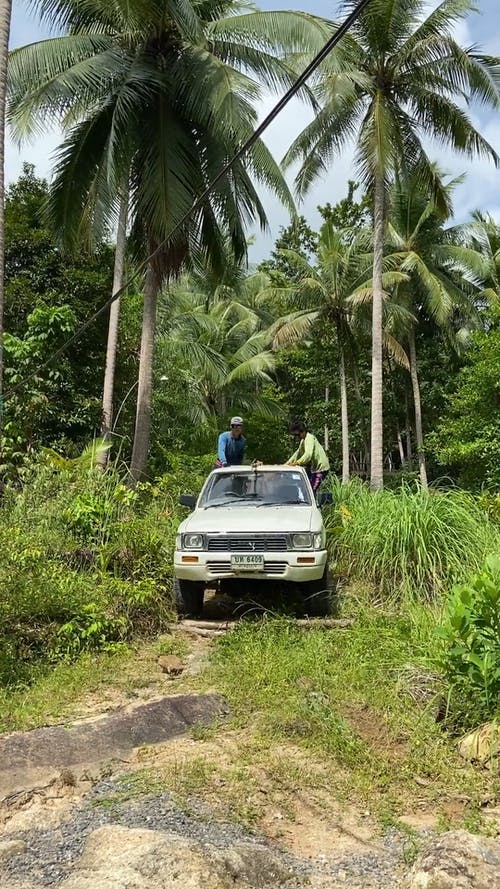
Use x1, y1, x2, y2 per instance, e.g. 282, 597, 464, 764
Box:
308, 469, 329, 493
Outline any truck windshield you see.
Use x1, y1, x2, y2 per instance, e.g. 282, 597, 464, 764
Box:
200, 471, 311, 508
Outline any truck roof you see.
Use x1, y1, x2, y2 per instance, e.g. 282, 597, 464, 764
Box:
213, 464, 306, 473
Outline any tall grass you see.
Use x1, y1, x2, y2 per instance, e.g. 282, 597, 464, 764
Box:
326, 479, 499, 601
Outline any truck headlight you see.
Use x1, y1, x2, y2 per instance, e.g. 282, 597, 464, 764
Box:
183, 533, 206, 550
291, 532, 312, 549
313, 532, 324, 550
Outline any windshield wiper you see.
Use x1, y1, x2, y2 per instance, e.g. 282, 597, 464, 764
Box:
256, 499, 306, 507
204, 496, 263, 509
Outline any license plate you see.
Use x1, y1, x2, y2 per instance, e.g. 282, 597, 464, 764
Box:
231, 554, 264, 572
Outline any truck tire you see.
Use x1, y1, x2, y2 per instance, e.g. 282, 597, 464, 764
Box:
302, 567, 338, 617
174, 578, 205, 618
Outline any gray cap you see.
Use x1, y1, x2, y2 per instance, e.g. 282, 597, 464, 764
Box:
230, 416, 243, 426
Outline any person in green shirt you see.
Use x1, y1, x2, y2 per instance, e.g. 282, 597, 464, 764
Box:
286, 421, 330, 493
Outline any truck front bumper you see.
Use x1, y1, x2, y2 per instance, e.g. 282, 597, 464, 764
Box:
174, 549, 328, 583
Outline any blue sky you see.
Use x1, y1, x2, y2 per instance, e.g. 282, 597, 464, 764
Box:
7, 0, 500, 260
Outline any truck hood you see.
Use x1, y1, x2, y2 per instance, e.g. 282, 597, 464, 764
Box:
180, 505, 315, 534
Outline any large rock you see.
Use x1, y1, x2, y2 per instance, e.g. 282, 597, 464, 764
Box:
0, 693, 227, 797
457, 722, 500, 769
406, 829, 500, 888
58, 825, 300, 888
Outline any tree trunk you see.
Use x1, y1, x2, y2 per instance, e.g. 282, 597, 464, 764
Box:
408, 326, 428, 490
324, 385, 329, 451
336, 327, 349, 484
369, 171, 385, 491
98, 189, 128, 468
130, 262, 160, 481
0, 0, 13, 448
405, 390, 413, 469
397, 424, 406, 468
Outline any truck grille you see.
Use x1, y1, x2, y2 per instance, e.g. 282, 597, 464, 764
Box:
206, 561, 232, 575
206, 561, 288, 576
207, 535, 288, 552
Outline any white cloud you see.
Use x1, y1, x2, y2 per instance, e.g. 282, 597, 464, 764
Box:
248, 92, 355, 261
248, 2, 500, 259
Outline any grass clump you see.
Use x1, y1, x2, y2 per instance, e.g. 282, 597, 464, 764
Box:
326, 479, 498, 600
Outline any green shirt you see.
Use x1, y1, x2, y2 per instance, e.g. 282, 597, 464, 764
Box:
286, 433, 330, 472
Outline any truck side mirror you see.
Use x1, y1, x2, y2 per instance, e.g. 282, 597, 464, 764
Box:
179, 494, 196, 509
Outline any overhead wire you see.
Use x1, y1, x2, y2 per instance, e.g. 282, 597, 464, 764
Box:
3, 0, 372, 401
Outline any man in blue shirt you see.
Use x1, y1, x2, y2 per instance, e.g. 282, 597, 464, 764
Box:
216, 416, 247, 467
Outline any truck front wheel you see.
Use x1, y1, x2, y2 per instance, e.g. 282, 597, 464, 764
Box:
174, 578, 205, 618
301, 568, 338, 617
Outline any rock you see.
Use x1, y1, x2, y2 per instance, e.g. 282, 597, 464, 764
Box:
0, 693, 225, 798
56, 825, 298, 888
157, 655, 184, 676
0, 840, 27, 861
406, 829, 500, 888
458, 723, 500, 769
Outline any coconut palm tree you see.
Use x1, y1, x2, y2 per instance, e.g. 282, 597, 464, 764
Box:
452, 211, 500, 305
387, 173, 482, 488
96, 186, 128, 469
156, 259, 283, 426
270, 222, 409, 482
8, 0, 332, 479
0, 0, 12, 445
283, 0, 500, 489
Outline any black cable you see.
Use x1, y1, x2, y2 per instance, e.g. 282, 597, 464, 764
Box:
4, 0, 371, 401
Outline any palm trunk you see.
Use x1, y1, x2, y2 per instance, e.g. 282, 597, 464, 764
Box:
353, 363, 369, 477
0, 0, 13, 448
130, 262, 160, 481
405, 390, 413, 469
324, 385, 329, 451
98, 189, 128, 468
397, 424, 406, 468
336, 325, 349, 484
370, 171, 385, 491
408, 326, 428, 490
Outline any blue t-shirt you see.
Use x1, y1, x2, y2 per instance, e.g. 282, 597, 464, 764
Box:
217, 431, 246, 465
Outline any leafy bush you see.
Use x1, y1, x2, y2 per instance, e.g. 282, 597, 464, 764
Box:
53, 603, 128, 659
437, 556, 500, 726
477, 490, 500, 526
326, 479, 499, 600
0, 454, 194, 689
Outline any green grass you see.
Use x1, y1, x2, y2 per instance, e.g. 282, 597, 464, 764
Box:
0, 633, 188, 733
1, 594, 497, 831
326, 479, 499, 601
203, 601, 494, 818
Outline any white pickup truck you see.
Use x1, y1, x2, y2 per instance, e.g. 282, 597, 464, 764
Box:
174, 464, 334, 617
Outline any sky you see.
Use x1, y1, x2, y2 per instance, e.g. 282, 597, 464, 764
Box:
6, 0, 500, 261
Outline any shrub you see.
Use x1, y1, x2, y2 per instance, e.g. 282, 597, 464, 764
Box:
0, 456, 190, 689
437, 555, 500, 727
477, 490, 500, 526
326, 479, 499, 600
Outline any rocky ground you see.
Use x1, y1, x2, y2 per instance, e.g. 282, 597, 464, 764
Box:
0, 776, 411, 888
1, 613, 499, 888
0, 741, 499, 888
